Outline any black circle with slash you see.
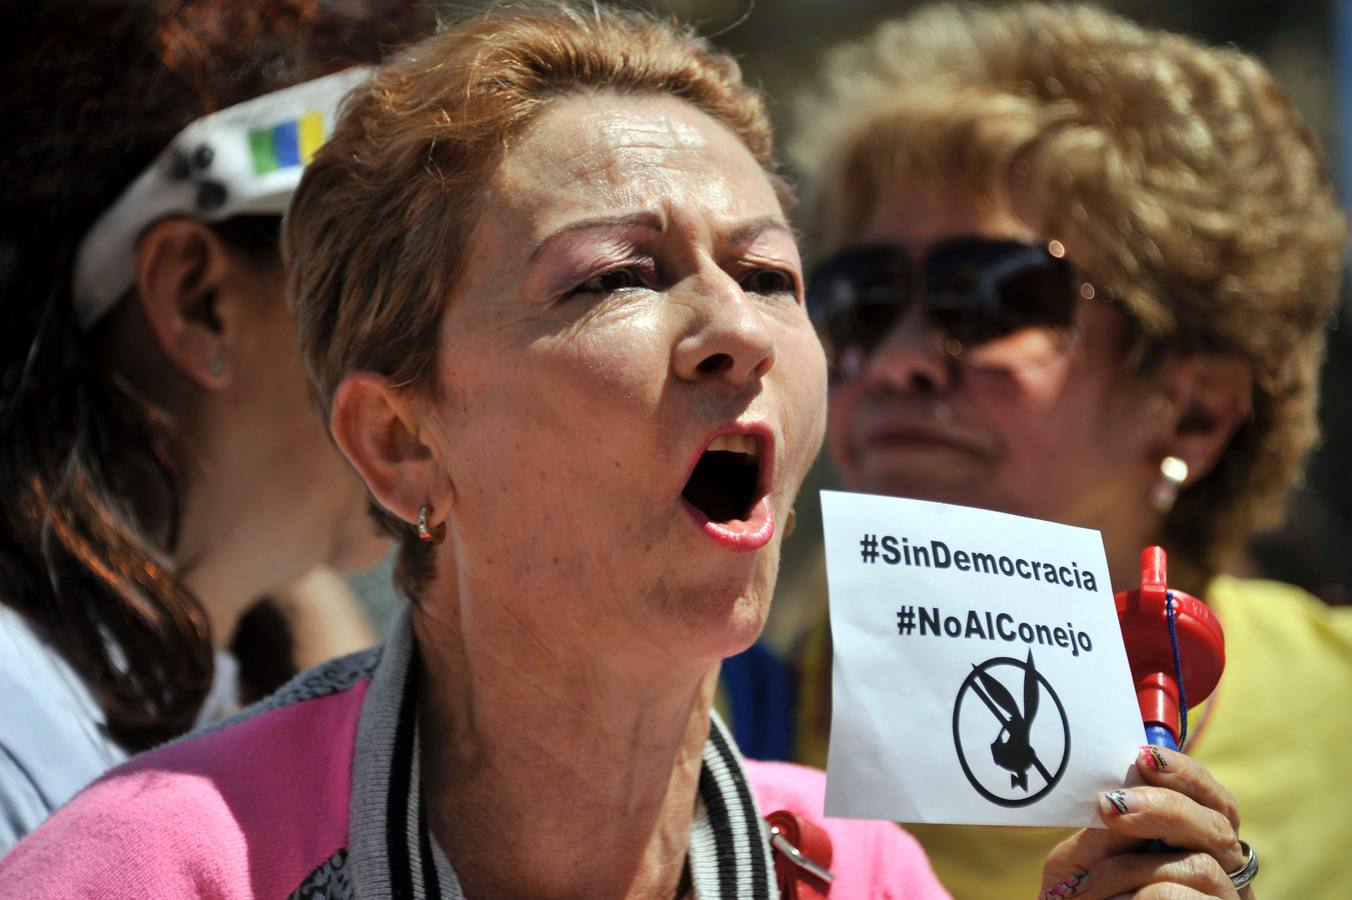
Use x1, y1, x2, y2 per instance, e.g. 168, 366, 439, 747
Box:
952, 651, 1070, 807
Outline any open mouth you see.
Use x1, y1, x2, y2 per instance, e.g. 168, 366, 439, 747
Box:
681, 433, 763, 523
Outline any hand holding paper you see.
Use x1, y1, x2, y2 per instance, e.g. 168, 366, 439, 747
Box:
1039, 744, 1253, 899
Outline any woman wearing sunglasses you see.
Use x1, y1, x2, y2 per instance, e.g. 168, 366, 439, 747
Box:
786, 3, 1352, 898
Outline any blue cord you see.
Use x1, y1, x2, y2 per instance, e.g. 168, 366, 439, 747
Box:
1166, 591, 1188, 749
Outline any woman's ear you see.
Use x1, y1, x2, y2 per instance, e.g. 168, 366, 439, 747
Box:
134, 216, 254, 391
329, 372, 451, 531
1152, 353, 1254, 483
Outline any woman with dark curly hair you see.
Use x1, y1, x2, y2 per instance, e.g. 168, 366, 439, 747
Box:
789, 3, 1351, 896
0, 0, 431, 850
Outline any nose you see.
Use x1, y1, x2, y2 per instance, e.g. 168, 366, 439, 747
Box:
856, 301, 954, 394
672, 269, 775, 385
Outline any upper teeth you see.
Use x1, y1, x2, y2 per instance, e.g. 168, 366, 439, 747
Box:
708, 434, 760, 456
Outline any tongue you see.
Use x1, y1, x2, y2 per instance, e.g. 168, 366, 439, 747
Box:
682, 450, 759, 522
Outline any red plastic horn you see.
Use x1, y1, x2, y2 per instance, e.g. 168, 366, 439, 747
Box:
1115, 547, 1225, 747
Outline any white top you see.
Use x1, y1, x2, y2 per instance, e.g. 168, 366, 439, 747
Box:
0, 604, 127, 852
0, 604, 239, 852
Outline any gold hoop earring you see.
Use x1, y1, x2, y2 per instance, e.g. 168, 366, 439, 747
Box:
785, 507, 797, 539
1150, 456, 1189, 514
416, 504, 445, 544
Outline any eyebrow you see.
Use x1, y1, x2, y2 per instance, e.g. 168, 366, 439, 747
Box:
529, 212, 665, 261
528, 212, 796, 261
724, 215, 796, 247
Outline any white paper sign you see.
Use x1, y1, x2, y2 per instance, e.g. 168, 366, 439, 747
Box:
821, 490, 1144, 827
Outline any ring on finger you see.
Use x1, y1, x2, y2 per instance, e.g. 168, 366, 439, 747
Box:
1226, 840, 1259, 891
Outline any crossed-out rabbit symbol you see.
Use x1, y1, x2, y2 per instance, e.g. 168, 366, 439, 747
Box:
953, 651, 1070, 807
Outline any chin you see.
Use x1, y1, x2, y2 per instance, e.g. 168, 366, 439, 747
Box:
659, 577, 772, 662
850, 457, 980, 499
718, 594, 772, 657
854, 473, 946, 502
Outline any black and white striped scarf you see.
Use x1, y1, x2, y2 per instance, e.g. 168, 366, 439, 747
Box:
326, 610, 778, 900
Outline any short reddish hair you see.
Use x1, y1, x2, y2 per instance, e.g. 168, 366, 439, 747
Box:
286, 2, 781, 599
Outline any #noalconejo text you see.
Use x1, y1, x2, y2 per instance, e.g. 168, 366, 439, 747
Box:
873, 536, 1100, 593
900, 605, 1095, 657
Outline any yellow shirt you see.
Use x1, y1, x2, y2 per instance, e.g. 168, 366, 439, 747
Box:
796, 576, 1352, 899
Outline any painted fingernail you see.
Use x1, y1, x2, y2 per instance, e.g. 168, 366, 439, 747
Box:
1042, 870, 1089, 898
1139, 745, 1168, 770
1100, 789, 1130, 815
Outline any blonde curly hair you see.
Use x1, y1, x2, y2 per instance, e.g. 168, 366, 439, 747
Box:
792, 2, 1348, 591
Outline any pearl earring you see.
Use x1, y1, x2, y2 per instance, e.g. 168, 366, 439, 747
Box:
1150, 456, 1189, 513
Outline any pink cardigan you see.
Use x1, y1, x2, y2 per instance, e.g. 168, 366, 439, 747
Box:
0, 619, 949, 899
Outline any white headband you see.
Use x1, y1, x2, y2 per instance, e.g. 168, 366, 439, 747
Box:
72, 66, 370, 328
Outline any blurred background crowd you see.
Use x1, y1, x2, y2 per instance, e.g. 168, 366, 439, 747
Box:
346, 0, 1352, 630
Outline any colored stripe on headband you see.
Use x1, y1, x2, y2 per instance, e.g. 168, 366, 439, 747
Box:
74, 67, 369, 327
248, 110, 326, 174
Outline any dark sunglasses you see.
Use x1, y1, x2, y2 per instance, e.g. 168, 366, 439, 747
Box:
807, 237, 1098, 375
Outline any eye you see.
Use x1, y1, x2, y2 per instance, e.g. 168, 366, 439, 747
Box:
741, 268, 798, 299
563, 267, 647, 299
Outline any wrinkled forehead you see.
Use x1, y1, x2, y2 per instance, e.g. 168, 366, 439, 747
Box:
858, 178, 1041, 256
807, 108, 1051, 261
491, 91, 783, 232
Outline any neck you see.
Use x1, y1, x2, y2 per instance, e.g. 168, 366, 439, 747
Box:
105, 369, 271, 648
106, 437, 254, 649
1104, 530, 1214, 609
177, 546, 262, 650
171, 478, 266, 648
175, 461, 306, 648
1076, 490, 1164, 598
414, 601, 717, 899
1106, 536, 1149, 599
